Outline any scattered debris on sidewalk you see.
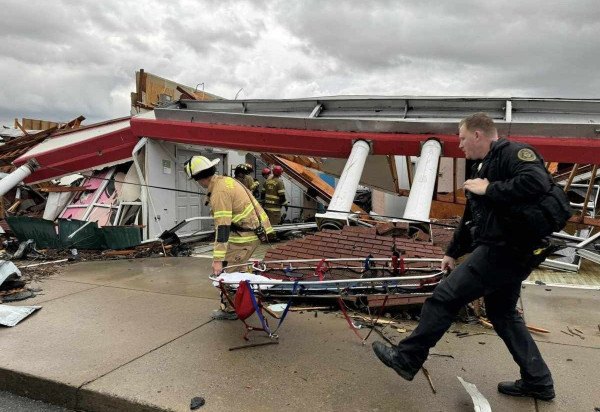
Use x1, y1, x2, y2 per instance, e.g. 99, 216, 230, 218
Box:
229, 341, 279, 351
421, 366, 436, 394
457, 376, 492, 412
189, 396, 206, 410
0, 259, 38, 302
430, 353, 454, 359
564, 326, 585, 339
0, 305, 41, 327
1, 289, 34, 302
478, 316, 551, 335
0, 260, 21, 285
457, 332, 487, 339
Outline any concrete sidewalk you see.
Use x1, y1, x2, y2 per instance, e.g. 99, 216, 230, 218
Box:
0, 257, 599, 411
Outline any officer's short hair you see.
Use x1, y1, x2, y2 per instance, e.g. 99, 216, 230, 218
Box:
459, 113, 497, 138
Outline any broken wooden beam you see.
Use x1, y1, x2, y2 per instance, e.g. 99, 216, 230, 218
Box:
289, 306, 332, 312
103, 250, 135, 256
527, 325, 550, 334
39, 186, 90, 193
479, 317, 549, 334
176, 86, 199, 100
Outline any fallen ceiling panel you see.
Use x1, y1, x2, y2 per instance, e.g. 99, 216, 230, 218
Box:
262, 154, 365, 213
275, 154, 400, 194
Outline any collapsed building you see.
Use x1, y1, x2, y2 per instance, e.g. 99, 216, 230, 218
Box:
1, 74, 599, 306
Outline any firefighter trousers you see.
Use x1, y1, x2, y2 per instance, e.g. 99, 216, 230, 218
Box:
224, 239, 261, 267
220, 239, 261, 312
265, 210, 281, 225
395, 244, 553, 388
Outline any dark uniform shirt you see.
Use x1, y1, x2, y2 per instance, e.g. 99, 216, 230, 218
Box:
446, 139, 552, 259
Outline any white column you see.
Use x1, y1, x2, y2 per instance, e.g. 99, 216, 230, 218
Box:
132, 138, 149, 239
316, 140, 370, 229
0, 160, 38, 197
403, 139, 442, 222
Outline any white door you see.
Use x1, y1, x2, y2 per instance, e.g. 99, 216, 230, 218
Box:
175, 149, 225, 233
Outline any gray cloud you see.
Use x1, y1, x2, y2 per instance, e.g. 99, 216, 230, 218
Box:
274, 1, 600, 98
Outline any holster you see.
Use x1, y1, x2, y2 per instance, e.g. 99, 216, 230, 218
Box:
529, 237, 564, 269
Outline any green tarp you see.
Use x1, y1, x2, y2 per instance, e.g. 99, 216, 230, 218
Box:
6, 217, 141, 250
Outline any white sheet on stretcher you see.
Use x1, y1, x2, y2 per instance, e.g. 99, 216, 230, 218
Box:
212, 272, 282, 290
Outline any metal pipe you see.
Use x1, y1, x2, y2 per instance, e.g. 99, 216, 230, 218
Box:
316, 140, 370, 228
0, 160, 38, 197
576, 249, 600, 265
67, 220, 94, 240
403, 139, 442, 222
540, 259, 579, 272
576, 230, 600, 248
210, 271, 443, 286
243, 257, 442, 264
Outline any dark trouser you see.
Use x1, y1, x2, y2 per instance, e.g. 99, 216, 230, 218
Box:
396, 244, 553, 387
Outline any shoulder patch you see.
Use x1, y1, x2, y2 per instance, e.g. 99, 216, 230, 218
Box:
517, 148, 537, 162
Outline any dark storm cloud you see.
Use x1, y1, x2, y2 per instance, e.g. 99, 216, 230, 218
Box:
275, 0, 600, 97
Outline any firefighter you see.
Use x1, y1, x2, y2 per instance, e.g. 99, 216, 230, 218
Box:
234, 163, 259, 193
263, 165, 287, 224
184, 155, 273, 320
259, 167, 271, 204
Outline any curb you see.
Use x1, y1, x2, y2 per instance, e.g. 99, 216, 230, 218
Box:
0, 367, 169, 412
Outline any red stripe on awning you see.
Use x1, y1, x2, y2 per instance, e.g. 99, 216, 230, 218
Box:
15, 125, 138, 183
130, 117, 600, 163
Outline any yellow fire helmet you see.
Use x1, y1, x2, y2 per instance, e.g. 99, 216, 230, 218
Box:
184, 156, 220, 180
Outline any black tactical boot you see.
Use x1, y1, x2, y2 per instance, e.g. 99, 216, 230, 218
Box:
371, 341, 418, 381
498, 379, 555, 401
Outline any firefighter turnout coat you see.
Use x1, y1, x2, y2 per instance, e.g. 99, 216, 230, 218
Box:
207, 176, 273, 261
240, 174, 259, 192
263, 177, 287, 214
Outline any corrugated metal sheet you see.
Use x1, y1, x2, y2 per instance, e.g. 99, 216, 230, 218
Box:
58, 219, 106, 250
102, 226, 141, 250
6, 216, 60, 248
7, 216, 141, 250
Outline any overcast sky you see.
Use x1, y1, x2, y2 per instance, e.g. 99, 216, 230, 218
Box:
1, 0, 599, 126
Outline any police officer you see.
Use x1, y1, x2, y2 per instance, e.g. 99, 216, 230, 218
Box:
372, 113, 557, 401
263, 165, 287, 224
184, 156, 273, 320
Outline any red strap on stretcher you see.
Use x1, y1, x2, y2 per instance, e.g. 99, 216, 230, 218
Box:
337, 297, 364, 340
392, 254, 405, 275
315, 258, 329, 281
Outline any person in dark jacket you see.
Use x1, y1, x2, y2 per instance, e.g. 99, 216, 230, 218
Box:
372, 113, 556, 401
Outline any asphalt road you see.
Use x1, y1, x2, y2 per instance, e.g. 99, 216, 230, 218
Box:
0, 391, 73, 412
